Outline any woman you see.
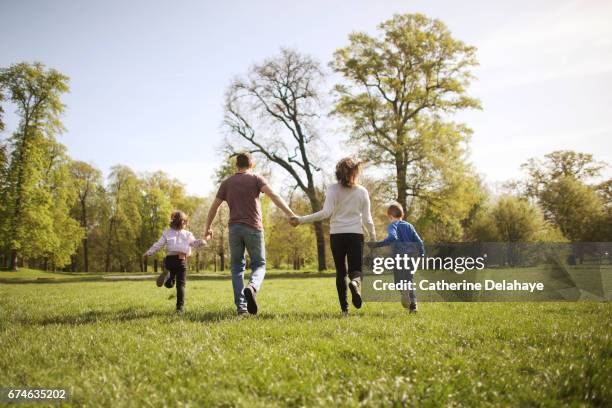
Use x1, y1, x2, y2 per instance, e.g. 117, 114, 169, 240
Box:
291, 157, 376, 315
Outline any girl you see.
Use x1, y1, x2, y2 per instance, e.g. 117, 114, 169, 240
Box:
291, 157, 376, 315
144, 211, 206, 314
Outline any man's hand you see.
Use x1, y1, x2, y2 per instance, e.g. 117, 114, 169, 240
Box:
366, 242, 378, 249
204, 229, 214, 241
289, 217, 300, 227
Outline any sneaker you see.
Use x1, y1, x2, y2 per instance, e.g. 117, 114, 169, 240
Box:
409, 303, 418, 314
237, 309, 248, 316
243, 285, 258, 315
156, 270, 170, 287
176, 307, 184, 315
164, 276, 175, 289
348, 278, 362, 309
341, 310, 349, 317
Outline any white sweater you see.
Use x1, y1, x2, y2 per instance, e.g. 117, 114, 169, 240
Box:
145, 228, 206, 257
298, 183, 376, 239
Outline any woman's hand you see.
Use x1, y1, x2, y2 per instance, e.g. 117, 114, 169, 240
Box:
288, 216, 300, 227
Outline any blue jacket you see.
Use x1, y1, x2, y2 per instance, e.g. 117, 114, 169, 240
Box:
373, 220, 425, 256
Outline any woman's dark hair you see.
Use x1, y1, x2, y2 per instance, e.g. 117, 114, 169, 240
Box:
170, 211, 189, 230
236, 152, 253, 169
387, 202, 404, 218
335, 157, 363, 187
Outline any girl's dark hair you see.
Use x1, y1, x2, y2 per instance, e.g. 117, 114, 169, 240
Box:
170, 211, 189, 230
335, 157, 363, 187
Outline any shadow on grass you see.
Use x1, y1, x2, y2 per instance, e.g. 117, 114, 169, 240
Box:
0, 272, 333, 285
19, 306, 349, 327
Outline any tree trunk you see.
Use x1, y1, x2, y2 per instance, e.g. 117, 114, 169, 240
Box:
9, 250, 18, 271
80, 200, 89, 272
104, 218, 115, 272
313, 221, 326, 271
306, 192, 327, 271
396, 160, 408, 214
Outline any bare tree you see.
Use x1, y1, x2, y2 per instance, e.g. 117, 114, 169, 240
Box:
223, 48, 328, 271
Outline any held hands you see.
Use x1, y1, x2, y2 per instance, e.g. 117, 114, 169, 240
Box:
288, 216, 300, 227
204, 229, 214, 241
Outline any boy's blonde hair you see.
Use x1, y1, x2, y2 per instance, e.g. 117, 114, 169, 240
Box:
387, 202, 404, 218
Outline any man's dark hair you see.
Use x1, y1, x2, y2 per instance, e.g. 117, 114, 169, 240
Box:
387, 202, 404, 218
236, 152, 252, 169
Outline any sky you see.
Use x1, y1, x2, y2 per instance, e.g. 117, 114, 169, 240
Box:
1, 0, 611, 196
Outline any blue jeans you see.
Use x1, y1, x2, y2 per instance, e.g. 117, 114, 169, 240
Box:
393, 248, 417, 306
229, 223, 266, 311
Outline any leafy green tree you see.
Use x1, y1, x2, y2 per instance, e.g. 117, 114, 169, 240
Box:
332, 13, 481, 220
103, 165, 142, 272
69, 161, 103, 271
539, 176, 605, 241
0, 62, 70, 270
521, 150, 606, 198
468, 196, 563, 242
266, 193, 318, 270
223, 48, 328, 271
44, 143, 83, 269
139, 177, 172, 272
0, 87, 4, 132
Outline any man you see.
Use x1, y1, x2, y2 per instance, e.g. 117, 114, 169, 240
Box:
204, 153, 295, 315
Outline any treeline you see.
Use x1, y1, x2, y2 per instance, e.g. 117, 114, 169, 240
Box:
1, 13, 610, 272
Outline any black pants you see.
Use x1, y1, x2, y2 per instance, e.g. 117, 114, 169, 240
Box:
164, 255, 187, 309
330, 233, 364, 311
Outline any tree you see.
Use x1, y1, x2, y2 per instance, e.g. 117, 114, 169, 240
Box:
522, 150, 606, 198
69, 161, 103, 272
43, 142, 82, 270
103, 166, 142, 272
468, 196, 563, 243
223, 48, 328, 270
0, 62, 70, 270
332, 13, 481, 217
267, 194, 317, 269
139, 176, 172, 272
539, 176, 605, 242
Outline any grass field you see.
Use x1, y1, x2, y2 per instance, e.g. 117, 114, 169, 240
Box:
1, 269, 611, 407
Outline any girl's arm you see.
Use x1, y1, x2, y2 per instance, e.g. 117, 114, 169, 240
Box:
187, 231, 207, 248
361, 189, 376, 240
297, 187, 335, 224
145, 232, 167, 256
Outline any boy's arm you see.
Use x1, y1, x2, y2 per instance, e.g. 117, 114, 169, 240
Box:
408, 225, 425, 256
145, 232, 167, 256
370, 223, 398, 248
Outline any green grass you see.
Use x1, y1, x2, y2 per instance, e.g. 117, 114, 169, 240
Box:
0, 269, 611, 407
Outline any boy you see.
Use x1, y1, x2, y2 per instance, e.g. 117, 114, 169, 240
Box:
370, 203, 424, 313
